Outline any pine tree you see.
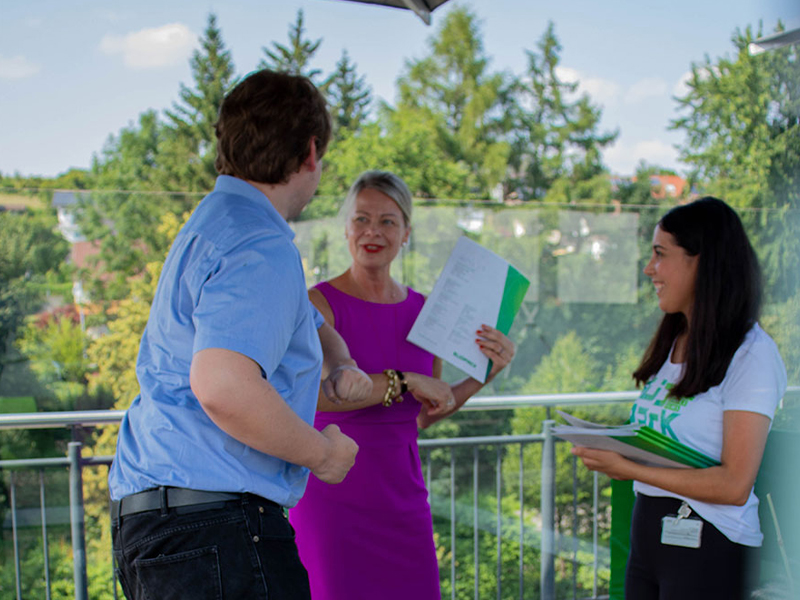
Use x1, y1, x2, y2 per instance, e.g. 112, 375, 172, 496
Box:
259, 9, 322, 83
324, 49, 372, 141
395, 7, 509, 198
160, 12, 236, 194
506, 22, 617, 200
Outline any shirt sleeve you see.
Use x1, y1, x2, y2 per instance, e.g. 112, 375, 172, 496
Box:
192, 236, 301, 378
720, 331, 788, 419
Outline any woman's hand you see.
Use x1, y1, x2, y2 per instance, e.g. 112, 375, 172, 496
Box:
571, 446, 638, 481
476, 325, 515, 380
405, 372, 455, 415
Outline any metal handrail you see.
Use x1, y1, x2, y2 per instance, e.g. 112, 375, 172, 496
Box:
2, 388, 798, 600
1, 387, 796, 429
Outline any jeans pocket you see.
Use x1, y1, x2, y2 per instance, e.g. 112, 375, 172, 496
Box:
257, 505, 295, 541
136, 546, 222, 600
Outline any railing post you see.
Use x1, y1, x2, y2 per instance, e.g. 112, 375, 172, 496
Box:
541, 420, 556, 600
68, 441, 89, 600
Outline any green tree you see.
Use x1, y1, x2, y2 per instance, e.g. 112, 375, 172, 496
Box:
15, 307, 88, 386
0, 208, 69, 380
521, 331, 601, 395
508, 332, 626, 537
0, 279, 37, 381
505, 22, 617, 200
259, 9, 323, 83
672, 23, 799, 211
91, 110, 163, 192
395, 7, 509, 197
83, 111, 172, 296
51, 168, 94, 190
81, 13, 233, 297
324, 49, 372, 142
160, 12, 236, 194
0, 209, 68, 281
315, 108, 473, 201
671, 23, 800, 301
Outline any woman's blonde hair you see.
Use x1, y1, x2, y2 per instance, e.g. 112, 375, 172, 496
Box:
341, 170, 413, 225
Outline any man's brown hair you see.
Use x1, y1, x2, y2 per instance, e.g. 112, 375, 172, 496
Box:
214, 70, 331, 184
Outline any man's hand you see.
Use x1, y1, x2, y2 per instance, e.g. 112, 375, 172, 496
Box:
312, 424, 359, 484
321, 364, 373, 404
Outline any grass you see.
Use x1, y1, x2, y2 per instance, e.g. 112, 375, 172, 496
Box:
0, 192, 46, 210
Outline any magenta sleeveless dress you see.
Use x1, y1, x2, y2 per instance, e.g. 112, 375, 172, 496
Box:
290, 282, 441, 600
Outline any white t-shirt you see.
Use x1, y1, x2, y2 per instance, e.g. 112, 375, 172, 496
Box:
632, 323, 787, 547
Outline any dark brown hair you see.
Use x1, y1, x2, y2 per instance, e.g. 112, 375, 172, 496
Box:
633, 197, 762, 398
214, 70, 331, 184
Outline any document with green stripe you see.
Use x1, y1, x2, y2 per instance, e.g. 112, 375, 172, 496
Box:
553, 410, 719, 469
407, 236, 530, 383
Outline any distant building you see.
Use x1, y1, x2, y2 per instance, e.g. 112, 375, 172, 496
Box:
647, 174, 687, 200
52, 191, 88, 243
609, 174, 690, 201
51, 191, 107, 303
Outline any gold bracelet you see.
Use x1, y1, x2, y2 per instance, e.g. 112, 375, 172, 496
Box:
382, 369, 398, 407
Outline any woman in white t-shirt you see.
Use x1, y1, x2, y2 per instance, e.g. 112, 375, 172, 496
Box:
573, 197, 787, 600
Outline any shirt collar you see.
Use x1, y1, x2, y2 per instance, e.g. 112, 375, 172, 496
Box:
213, 175, 295, 241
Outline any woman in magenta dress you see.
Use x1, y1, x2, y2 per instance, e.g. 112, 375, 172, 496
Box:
290, 171, 515, 600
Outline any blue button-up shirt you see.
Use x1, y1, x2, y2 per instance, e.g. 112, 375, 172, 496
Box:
109, 176, 324, 507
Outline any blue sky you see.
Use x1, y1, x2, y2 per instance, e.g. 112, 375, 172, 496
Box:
1, 0, 798, 179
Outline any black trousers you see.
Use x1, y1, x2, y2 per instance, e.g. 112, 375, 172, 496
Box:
625, 494, 760, 600
112, 492, 310, 600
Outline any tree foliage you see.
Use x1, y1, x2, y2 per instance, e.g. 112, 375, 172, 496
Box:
395, 7, 509, 197
82, 13, 233, 297
259, 9, 322, 83
672, 23, 799, 211
671, 23, 800, 301
15, 307, 88, 386
324, 49, 372, 142
505, 22, 618, 200
160, 12, 236, 194
0, 208, 68, 379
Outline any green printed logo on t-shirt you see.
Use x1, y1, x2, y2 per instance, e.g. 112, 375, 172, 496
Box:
631, 378, 695, 442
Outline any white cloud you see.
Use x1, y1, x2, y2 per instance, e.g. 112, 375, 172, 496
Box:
554, 66, 621, 106
624, 77, 668, 104
673, 71, 693, 98
0, 54, 41, 79
604, 138, 680, 175
554, 66, 580, 84
100, 23, 197, 69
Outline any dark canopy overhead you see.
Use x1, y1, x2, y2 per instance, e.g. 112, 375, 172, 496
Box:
748, 27, 800, 55
333, 0, 452, 25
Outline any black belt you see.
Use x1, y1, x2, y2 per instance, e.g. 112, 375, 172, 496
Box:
111, 487, 242, 520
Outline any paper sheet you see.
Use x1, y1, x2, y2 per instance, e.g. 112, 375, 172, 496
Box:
406, 237, 529, 382
552, 427, 691, 469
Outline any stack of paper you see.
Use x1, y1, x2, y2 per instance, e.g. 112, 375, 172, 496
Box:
553, 411, 719, 469
407, 237, 530, 383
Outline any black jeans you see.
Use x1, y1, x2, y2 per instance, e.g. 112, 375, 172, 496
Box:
112, 492, 310, 600
626, 494, 760, 600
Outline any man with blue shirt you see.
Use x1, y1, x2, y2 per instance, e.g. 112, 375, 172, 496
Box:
109, 70, 371, 600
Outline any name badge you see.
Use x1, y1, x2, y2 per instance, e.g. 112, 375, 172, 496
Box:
661, 516, 703, 548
